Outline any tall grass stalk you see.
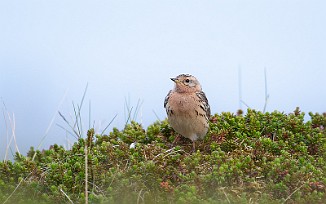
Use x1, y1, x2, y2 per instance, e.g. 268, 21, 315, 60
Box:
124, 96, 143, 127
73, 83, 88, 137
2, 90, 68, 203
56, 84, 119, 204
56, 83, 120, 137
58, 84, 88, 139
72, 102, 82, 138
3, 112, 20, 160
133, 99, 143, 123
239, 67, 270, 112
238, 65, 242, 110
238, 66, 251, 109
88, 100, 91, 130
57, 112, 79, 139
85, 141, 88, 204
152, 110, 161, 121
2, 99, 20, 160
8, 113, 20, 154
101, 114, 118, 135
32, 89, 68, 161
262, 68, 269, 113
124, 96, 133, 126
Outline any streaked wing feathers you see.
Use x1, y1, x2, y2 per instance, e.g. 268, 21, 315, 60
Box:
196, 91, 211, 119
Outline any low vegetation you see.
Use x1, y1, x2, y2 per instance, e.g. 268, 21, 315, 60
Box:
1, 108, 326, 203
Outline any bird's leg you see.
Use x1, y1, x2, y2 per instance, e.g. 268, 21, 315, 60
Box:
172, 134, 180, 145
192, 141, 196, 153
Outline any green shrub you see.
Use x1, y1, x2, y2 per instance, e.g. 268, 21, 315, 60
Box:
1, 109, 325, 203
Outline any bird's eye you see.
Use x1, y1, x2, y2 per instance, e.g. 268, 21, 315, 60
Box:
185, 79, 190, 83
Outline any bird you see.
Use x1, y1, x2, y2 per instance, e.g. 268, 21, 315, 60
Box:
164, 74, 211, 151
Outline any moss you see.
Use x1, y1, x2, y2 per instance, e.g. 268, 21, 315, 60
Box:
0, 108, 326, 203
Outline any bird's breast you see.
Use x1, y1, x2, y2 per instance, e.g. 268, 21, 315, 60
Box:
167, 94, 198, 116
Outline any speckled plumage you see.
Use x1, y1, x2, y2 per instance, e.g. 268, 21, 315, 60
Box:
164, 74, 210, 150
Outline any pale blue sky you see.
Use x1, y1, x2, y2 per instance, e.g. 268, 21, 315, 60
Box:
1, 1, 325, 158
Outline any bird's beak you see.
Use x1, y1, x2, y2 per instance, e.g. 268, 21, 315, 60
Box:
170, 78, 179, 83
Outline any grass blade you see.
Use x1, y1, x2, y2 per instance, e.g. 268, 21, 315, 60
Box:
101, 114, 118, 135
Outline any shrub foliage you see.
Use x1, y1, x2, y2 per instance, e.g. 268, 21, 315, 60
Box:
1, 109, 326, 203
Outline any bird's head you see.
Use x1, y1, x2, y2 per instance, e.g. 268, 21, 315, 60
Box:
171, 74, 202, 93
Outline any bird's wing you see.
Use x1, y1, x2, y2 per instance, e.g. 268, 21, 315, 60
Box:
196, 91, 211, 119
164, 90, 172, 109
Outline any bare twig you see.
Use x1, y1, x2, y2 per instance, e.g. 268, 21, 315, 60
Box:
153, 147, 175, 161
2, 171, 33, 204
60, 188, 74, 204
283, 182, 306, 204
137, 189, 144, 204
153, 147, 186, 162
222, 188, 231, 204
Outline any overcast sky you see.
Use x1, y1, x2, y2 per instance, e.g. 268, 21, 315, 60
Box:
1, 1, 325, 159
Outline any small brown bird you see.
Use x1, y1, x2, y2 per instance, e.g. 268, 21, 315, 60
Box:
164, 74, 211, 151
